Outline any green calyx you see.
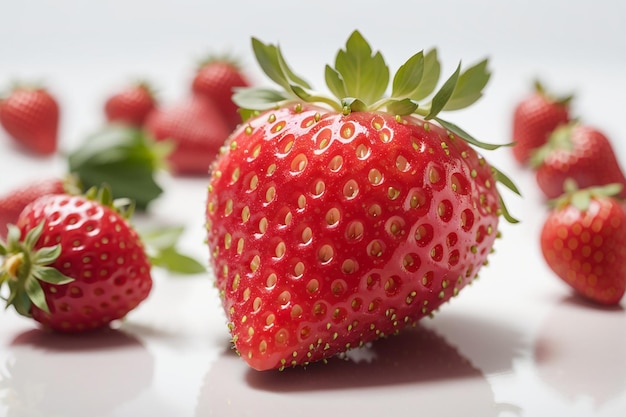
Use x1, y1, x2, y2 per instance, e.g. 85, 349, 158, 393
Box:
234, 30, 504, 151
530, 121, 577, 168
0, 221, 74, 317
235, 30, 520, 223
551, 180, 623, 212
534, 80, 574, 106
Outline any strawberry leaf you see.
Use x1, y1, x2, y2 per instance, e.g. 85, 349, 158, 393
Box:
391, 51, 425, 99
24, 275, 48, 313
386, 99, 419, 116
325, 65, 348, 100
411, 49, 441, 101
232, 87, 289, 111
32, 245, 61, 264
31, 265, 74, 285
333, 30, 389, 105
149, 247, 206, 275
425, 63, 461, 119
435, 117, 509, 151
443, 59, 490, 111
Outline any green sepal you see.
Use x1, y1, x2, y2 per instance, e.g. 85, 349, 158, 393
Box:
0, 220, 74, 318
67, 125, 167, 211
444, 59, 490, 111
386, 99, 419, 116
425, 63, 461, 120
551, 180, 623, 212
391, 51, 425, 99
492, 166, 521, 224
435, 117, 510, 151
529, 122, 576, 168
411, 49, 441, 101
332, 30, 389, 105
232, 87, 288, 112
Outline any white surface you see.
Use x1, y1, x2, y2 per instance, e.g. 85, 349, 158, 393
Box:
1, 1, 626, 416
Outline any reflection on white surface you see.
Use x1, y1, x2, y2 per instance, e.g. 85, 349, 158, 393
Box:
196, 325, 515, 417
0, 328, 154, 417
534, 296, 626, 409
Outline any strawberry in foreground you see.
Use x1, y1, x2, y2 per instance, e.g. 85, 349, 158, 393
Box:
540, 182, 626, 305
144, 95, 231, 175
0, 186, 153, 332
104, 81, 158, 127
191, 57, 250, 131
512, 81, 571, 165
0, 84, 60, 155
532, 122, 626, 199
205, 31, 519, 371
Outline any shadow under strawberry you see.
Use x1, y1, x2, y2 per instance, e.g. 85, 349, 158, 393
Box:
533, 295, 626, 409
196, 323, 519, 417
0, 327, 155, 417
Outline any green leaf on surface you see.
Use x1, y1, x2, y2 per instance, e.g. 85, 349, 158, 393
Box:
140, 226, 185, 250
149, 247, 206, 275
386, 99, 419, 116
333, 30, 389, 105
67, 125, 165, 210
444, 59, 490, 111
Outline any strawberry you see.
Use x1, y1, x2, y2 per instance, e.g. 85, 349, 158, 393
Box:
540, 183, 626, 305
144, 95, 231, 176
104, 81, 157, 127
205, 31, 519, 370
512, 81, 571, 165
0, 187, 153, 331
0, 84, 60, 155
0, 177, 74, 241
191, 57, 250, 131
532, 122, 626, 199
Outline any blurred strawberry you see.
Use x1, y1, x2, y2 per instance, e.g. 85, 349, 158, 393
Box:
144, 95, 230, 176
512, 81, 571, 165
0, 84, 60, 155
532, 122, 626, 199
191, 57, 250, 131
104, 81, 158, 127
0, 177, 73, 240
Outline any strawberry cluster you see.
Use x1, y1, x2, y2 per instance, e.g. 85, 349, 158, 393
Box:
512, 82, 626, 305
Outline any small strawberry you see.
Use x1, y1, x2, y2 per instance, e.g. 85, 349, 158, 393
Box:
540, 182, 626, 305
532, 122, 626, 199
104, 81, 158, 127
205, 31, 519, 370
0, 177, 78, 240
191, 57, 250, 131
0, 186, 153, 331
144, 95, 231, 175
512, 81, 571, 164
0, 84, 60, 155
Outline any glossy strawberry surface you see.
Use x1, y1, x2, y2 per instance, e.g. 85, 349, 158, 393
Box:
15, 194, 153, 331
206, 105, 501, 370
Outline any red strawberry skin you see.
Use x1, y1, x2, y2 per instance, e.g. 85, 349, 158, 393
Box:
144, 96, 230, 176
16, 194, 153, 332
206, 105, 501, 370
0, 178, 66, 240
512, 89, 569, 164
535, 124, 626, 199
104, 82, 157, 127
191, 60, 250, 131
0, 86, 60, 155
540, 195, 626, 305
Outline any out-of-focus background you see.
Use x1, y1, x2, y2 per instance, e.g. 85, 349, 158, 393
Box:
1, 1, 626, 417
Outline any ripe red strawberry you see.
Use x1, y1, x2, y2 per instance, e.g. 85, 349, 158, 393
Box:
0, 84, 60, 155
0, 177, 70, 240
540, 183, 626, 305
512, 81, 571, 164
205, 31, 519, 370
191, 58, 250, 131
0, 187, 153, 331
144, 95, 231, 175
532, 122, 626, 199
104, 81, 157, 127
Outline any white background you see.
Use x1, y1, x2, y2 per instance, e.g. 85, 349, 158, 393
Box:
1, 1, 626, 416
